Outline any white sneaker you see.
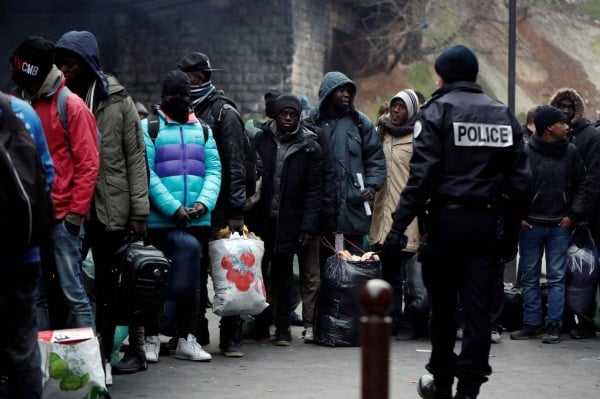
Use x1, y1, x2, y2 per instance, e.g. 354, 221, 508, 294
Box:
491, 328, 502, 344
104, 361, 113, 386
144, 335, 160, 363
303, 327, 315, 343
176, 334, 212, 361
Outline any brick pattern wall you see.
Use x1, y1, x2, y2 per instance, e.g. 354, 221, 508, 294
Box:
1, 0, 357, 118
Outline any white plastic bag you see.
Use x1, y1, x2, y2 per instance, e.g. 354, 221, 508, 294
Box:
38, 334, 109, 398
208, 232, 268, 316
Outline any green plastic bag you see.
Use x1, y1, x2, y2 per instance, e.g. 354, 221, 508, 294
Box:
110, 326, 129, 366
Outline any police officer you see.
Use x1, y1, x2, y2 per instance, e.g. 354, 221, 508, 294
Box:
384, 45, 530, 399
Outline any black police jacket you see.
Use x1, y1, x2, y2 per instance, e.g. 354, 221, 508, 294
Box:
391, 81, 531, 233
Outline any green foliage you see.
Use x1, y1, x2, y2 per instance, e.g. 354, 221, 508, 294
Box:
575, 0, 600, 19
407, 62, 437, 98
591, 36, 600, 58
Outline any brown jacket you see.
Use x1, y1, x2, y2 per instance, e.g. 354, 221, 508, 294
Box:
369, 131, 420, 252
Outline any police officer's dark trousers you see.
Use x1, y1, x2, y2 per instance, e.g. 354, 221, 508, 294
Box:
420, 205, 497, 397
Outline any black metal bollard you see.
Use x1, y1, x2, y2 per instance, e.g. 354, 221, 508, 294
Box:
360, 278, 392, 399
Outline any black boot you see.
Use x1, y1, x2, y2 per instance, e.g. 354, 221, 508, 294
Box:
417, 375, 452, 399
112, 348, 148, 374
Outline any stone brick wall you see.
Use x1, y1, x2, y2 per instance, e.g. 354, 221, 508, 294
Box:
1, 0, 358, 118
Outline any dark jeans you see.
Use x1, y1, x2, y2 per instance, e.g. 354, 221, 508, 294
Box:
420, 207, 497, 397
147, 228, 204, 339
252, 218, 299, 331
0, 262, 42, 399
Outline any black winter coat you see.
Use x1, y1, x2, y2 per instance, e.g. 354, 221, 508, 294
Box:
192, 90, 246, 223
251, 123, 322, 254
524, 133, 586, 224
568, 118, 600, 230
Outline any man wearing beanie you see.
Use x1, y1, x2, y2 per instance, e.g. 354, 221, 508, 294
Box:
10, 36, 99, 331
55, 30, 150, 378
550, 88, 600, 339
510, 105, 585, 344
143, 70, 221, 364
178, 51, 248, 357
370, 89, 423, 341
248, 93, 322, 346
385, 44, 530, 399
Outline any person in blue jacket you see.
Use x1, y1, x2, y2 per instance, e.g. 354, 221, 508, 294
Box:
0, 93, 54, 399
143, 70, 221, 363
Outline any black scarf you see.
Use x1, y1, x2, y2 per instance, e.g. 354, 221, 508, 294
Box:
377, 114, 415, 137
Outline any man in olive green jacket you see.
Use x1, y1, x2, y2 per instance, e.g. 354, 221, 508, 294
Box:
56, 30, 150, 382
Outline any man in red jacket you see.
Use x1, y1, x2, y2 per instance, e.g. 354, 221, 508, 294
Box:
10, 36, 99, 329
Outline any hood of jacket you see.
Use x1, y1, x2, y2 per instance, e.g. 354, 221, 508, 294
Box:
56, 30, 109, 96
549, 87, 585, 126
312, 71, 357, 121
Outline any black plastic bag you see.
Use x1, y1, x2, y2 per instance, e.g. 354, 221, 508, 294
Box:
404, 254, 430, 322
566, 227, 600, 316
314, 255, 381, 347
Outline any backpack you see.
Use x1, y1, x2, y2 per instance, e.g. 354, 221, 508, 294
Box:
0, 93, 55, 255
111, 242, 171, 324
207, 95, 261, 198
146, 111, 209, 144
57, 85, 102, 150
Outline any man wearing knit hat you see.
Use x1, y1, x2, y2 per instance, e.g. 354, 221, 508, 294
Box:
385, 44, 530, 399
178, 51, 248, 357
10, 36, 99, 332
509, 105, 585, 345
549, 88, 600, 340
247, 93, 322, 346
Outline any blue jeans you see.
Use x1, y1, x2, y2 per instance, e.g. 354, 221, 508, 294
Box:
52, 222, 95, 329
518, 224, 570, 327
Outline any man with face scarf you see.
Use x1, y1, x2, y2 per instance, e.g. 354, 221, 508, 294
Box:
142, 70, 221, 363
370, 89, 422, 341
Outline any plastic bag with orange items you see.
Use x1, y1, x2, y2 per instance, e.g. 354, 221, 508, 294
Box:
208, 229, 268, 316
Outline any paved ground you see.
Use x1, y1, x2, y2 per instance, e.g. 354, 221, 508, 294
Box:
108, 312, 600, 399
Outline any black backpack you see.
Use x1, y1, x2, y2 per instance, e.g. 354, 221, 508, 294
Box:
111, 242, 171, 324
207, 95, 261, 197
0, 93, 54, 255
